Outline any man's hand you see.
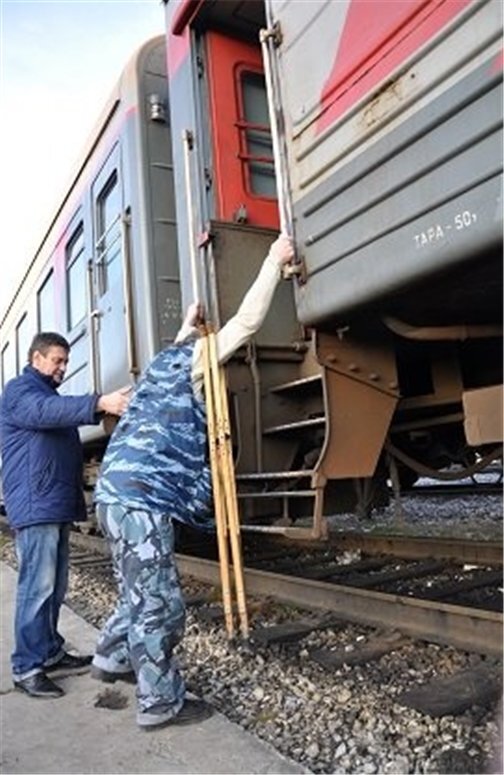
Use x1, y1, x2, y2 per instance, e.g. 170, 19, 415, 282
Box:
97, 386, 131, 417
269, 233, 295, 267
175, 301, 206, 342
184, 301, 205, 328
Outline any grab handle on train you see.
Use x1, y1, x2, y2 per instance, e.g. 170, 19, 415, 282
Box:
182, 128, 201, 302
260, 23, 303, 282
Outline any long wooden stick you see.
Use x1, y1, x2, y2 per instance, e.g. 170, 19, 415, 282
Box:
201, 329, 235, 638
201, 326, 249, 639
207, 331, 250, 639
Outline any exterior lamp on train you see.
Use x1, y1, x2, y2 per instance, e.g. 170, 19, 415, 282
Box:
149, 94, 166, 123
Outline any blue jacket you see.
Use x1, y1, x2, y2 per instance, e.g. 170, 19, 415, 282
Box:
0, 365, 100, 529
96, 341, 213, 530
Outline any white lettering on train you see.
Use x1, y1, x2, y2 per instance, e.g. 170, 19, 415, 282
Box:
414, 210, 477, 248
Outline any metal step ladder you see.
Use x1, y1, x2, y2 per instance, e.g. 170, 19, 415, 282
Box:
235, 373, 329, 539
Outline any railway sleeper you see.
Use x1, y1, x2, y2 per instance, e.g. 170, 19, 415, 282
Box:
423, 568, 504, 602
396, 665, 502, 717
249, 617, 339, 646
342, 558, 450, 589
310, 629, 411, 670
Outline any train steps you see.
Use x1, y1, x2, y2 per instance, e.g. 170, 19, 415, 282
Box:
236, 372, 329, 540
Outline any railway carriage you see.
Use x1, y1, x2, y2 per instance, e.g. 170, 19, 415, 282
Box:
0, 0, 502, 539
0, 36, 180, 461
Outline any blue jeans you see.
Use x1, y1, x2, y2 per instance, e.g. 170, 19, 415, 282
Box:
12, 523, 70, 679
92, 504, 186, 721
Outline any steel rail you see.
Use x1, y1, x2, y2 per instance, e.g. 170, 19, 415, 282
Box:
63, 528, 502, 655
175, 553, 503, 657
68, 528, 502, 568
330, 533, 503, 566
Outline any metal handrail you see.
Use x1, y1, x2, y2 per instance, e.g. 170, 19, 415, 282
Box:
120, 209, 139, 378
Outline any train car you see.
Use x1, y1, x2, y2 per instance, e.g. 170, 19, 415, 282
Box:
0, 36, 181, 489
261, 0, 504, 487
161, 0, 503, 536
1, 1, 502, 541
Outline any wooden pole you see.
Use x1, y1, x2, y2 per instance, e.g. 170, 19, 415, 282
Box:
207, 331, 250, 639
201, 329, 235, 639
201, 326, 249, 640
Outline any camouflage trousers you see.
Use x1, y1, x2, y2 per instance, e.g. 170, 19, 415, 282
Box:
92, 504, 186, 718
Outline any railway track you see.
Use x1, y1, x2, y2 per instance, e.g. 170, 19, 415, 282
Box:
402, 482, 503, 497
401, 466, 503, 498
68, 529, 503, 658
2, 521, 501, 769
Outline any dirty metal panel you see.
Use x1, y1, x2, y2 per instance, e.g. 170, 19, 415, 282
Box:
207, 221, 301, 348
315, 330, 399, 479
463, 384, 504, 445
316, 330, 399, 392
318, 372, 398, 479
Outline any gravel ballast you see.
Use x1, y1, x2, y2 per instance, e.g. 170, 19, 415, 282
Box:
1, 490, 502, 774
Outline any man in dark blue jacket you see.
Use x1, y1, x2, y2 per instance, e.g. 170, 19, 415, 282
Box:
0, 331, 129, 699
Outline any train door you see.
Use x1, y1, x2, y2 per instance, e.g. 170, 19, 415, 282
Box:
91, 146, 130, 393
204, 30, 279, 228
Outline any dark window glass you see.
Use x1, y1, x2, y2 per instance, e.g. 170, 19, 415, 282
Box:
38, 271, 56, 332
240, 72, 275, 197
59, 332, 87, 395
95, 172, 121, 295
66, 225, 86, 330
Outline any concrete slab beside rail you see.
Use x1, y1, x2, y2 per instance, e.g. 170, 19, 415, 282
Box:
0, 562, 308, 775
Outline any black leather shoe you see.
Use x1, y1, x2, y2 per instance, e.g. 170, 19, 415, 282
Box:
45, 652, 93, 675
90, 665, 136, 684
14, 672, 64, 699
171, 699, 213, 726
140, 699, 213, 730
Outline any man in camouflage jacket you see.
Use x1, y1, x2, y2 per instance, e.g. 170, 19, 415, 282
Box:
91, 234, 294, 729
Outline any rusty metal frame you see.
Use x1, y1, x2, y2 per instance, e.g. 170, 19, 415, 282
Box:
314, 330, 399, 479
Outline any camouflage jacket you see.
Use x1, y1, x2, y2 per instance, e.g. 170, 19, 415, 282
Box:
95, 341, 213, 529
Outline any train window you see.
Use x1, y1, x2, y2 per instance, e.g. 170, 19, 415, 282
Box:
59, 331, 88, 396
37, 270, 56, 332
1, 342, 16, 388
95, 172, 121, 296
238, 71, 275, 198
15, 313, 32, 374
66, 225, 86, 330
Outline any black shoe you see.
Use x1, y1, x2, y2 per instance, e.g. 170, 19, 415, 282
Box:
90, 665, 136, 684
140, 699, 213, 730
45, 652, 93, 676
13, 672, 64, 699
172, 699, 213, 726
